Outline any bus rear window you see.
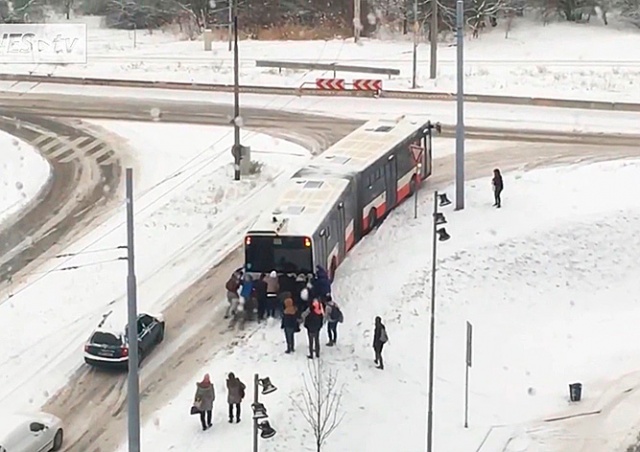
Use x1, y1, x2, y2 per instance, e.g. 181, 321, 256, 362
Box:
245, 235, 313, 274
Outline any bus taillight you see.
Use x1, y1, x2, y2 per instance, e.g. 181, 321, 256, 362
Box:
304, 237, 311, 247
245, 236, 252, 245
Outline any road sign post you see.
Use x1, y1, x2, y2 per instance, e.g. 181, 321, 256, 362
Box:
410, 144, 424, 219
464, 320, 473, 428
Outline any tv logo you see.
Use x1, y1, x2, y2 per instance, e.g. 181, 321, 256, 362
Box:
0, 24, 87, 64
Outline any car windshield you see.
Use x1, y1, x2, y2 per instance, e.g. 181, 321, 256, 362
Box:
91, 331, 121, 346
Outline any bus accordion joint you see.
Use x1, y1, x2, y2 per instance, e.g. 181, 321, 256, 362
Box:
304, 237, 311, 247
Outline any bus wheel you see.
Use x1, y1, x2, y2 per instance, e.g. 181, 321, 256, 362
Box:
330, 258, 337, 280
409, 176, 418, 196
368, 209, 377, 231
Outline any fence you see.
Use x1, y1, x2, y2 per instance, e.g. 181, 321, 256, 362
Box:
255, 60, 400, 79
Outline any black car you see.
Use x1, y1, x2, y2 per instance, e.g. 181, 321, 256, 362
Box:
84, 312, 165, 369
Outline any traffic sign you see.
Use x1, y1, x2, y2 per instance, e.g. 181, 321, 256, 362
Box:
353, 79, 383, 91
410, 144, 424, 164
315, 78, 346, 90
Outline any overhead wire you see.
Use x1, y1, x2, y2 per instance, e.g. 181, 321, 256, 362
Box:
3, 47, 327, 302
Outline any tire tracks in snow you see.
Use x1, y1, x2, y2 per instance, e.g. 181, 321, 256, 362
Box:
6, 92, 636, 451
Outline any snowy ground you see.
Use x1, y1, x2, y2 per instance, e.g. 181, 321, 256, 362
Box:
0, 129, 51, 226
117, 159, 640, 452
3, 17, 640, 102
1, 82, 639, 137
0, 122, 310, 413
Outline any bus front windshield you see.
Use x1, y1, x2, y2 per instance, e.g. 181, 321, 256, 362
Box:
245, 235, 313, 274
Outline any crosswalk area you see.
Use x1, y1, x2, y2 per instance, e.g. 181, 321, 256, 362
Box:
25, 127, 117, 166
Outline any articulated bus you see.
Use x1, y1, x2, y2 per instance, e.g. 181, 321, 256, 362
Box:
244, 116, 437, 280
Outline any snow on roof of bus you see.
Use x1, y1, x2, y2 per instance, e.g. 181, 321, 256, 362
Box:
310, 115, 429, 173
249, 176, 350, 237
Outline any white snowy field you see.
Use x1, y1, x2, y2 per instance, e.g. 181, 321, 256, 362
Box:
3, 17, 640, 102
0, 130, 51, 226
0, 122, 311, 414
1, 81, 639, 137
118, 159, 640, 452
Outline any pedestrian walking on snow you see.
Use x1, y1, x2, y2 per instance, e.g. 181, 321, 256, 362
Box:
281, 293, 299, 353
302, 299, 324, 359
194, 373, 215, 430
226, 372, 246, 423
373, 316, 388, 370
492, 168, 504, 208
324, 296, 343, 346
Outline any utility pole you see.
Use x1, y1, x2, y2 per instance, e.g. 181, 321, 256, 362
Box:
232, 9, 241, 181
429, 0, 438, 79
125, 168, 140, 452
354, 0, 362, 43
411, 0, 418, 89
455, 0, 465, 210
227, 0, 232, 51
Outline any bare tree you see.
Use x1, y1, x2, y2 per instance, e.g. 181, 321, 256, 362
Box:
291, 359, 346, 452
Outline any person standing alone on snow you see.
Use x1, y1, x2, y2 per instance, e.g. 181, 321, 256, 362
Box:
194, 373, 215, 430
302, 299, 324, 359
226, 372, 246, 423
264, 270, 279, 318
492, 168, 504, 208
373, 316, 389, 370
324, 296, 343, 346
281, 293, 299, 353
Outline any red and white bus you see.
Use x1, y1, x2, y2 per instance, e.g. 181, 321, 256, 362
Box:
244, 116, 439, 279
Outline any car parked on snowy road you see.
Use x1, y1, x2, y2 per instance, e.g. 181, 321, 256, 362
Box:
0, 411, 64, 452
83, 311, 165, 369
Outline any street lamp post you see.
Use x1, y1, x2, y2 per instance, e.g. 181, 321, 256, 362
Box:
232, 8, 242, 181
426, 190, 451, 452
252, 374, 277, 451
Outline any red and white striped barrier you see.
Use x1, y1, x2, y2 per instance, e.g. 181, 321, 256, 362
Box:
315, 78, 346, 90
353, 79, 383, 91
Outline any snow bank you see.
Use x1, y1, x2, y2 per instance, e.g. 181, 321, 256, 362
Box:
0, 130, 51, 226
119, 159, 640, 452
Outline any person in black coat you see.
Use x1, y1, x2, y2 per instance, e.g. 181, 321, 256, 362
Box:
254, 273, 268, 321
373, 316, 388, 370
492, 168, 504, 208
303, 299, 325, 359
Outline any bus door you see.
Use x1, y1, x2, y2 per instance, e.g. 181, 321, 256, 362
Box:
384, 154, 398, 210
317, 229, 328, 270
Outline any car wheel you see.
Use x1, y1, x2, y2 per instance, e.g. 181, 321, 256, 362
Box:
157, 324, 165, 343
52, 429, 63, 451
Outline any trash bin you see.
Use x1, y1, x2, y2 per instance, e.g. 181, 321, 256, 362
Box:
569, 382, 582, 402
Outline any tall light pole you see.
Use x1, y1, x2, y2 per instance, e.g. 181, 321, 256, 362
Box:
354, 0, 361, 43
411, 0, 418, 88
455, 0, 465, 210
252, 374, 277, 451
227, 0, 232, 51
429, 0, 438, 79
426, 190, 451, 452
232, 9, 241, 181
125, 167, 140, 452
